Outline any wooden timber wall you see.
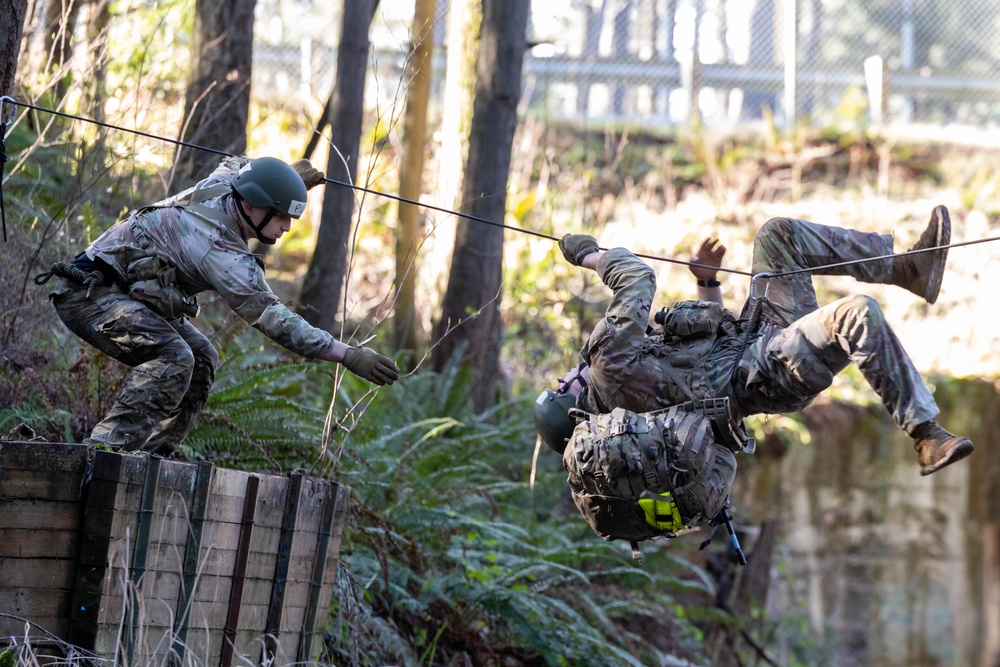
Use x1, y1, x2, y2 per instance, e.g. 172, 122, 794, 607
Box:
0, 441, 350, 666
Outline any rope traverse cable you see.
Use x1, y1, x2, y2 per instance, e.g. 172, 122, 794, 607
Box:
1, 98, 994, 280
3, 98, 748, 275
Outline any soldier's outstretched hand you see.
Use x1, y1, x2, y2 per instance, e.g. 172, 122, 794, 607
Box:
342, 347, 400, 386
559, 234, 600, 266
290, 159, 326, 190
689, 237, 726, 280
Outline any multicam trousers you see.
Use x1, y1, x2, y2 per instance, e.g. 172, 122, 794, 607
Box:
734, 218, 939, 434
51, 279, 218, 455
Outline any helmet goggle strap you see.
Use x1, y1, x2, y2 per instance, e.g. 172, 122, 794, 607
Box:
234, 190, 279, 246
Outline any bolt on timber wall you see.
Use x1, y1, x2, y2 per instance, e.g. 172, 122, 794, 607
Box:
0, 440, 350, 666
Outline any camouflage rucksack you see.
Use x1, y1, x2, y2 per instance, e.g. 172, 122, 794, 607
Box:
562, 404, 739, 560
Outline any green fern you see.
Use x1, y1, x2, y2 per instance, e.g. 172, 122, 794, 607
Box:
172, 340, 721, 665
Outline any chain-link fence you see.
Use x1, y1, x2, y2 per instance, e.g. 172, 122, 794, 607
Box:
253, 0, 1000, 131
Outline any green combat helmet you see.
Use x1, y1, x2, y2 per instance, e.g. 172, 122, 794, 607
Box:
232, 157, 308, 244
533, 389, 579, 454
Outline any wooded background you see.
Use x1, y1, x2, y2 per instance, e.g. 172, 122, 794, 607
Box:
2, 3, 999, 664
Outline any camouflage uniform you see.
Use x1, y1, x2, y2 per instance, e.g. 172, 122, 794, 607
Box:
49, 157, 336, 455
579, 217, 939, 435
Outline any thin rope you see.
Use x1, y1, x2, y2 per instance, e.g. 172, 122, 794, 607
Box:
0, 99, 752, 275
3, 98, 995, 281
764, 236, 999, 279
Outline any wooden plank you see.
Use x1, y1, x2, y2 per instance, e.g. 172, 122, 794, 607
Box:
0, 469, 87, 501
0, 587, 75, 617
0, 558, 78, 589
239, 577, 277, 607
262, 473, 304, 665
233, 601, 272, 626
0, 447, 349, 666
154, 459, 198, 492
276, 603, 307, 656
0, 499, 85, 530
285, 552, 322, 582
220, 475, 259, 667
0, 615, 68, 639
184, 600, 236, 628
68, 451, 135, 653
180, 629, 223, 667
0, 528, 80, 558
197, 521, 247, 552
313, 483, 351, 638
190, 572, 235, 603
0, 441, 89, 472
140, 569, 183, 600
172, 460, 213, 666
292, 479, 327, 531
245, 524, 283, 555
299, 480, 337, 662
252, 474, 289, 527
143, 541, 188, 577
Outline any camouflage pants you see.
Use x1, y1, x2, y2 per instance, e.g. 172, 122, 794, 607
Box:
733, 218, 938, 433
51, 279, 218, 455
749, 216, 895, 326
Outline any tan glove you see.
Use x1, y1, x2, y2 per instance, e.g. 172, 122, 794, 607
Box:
290, 159, 326, 190
342, 347, 400, 386
558, 234, 600, 266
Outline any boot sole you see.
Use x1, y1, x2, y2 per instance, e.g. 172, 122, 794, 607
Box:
923, 206, 951, 305
919, 436, 973, 476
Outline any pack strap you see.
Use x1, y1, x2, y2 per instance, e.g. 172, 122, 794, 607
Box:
655, 357, 701, 402
656, 397, 755, 454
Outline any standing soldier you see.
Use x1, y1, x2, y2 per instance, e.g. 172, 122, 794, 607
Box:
37, 156, 399, 455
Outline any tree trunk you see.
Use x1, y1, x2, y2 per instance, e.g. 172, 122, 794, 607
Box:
296, 0, 378, 332
431, 0, 530, 412
0, 0, 28, 98
174, 0, 256, 187
432, 0, 478, 237
393, 0, 436, 358
83, 0, 112, 125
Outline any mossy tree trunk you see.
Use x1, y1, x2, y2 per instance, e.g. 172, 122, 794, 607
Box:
393, 0, 437, 358
174, 0, 256, 187
296, 0, 380, 333
0, 0, 28, 98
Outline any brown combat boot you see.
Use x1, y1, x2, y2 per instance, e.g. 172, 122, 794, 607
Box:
910, 421, 974, 476
891, 205, 950, 304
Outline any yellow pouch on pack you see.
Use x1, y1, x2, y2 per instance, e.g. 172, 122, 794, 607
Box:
638, 491, 684, 532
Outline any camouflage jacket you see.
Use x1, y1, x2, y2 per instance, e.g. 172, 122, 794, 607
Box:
579, 248, 746, 414
86, 157, 335, 359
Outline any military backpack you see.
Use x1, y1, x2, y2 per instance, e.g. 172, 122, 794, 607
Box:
562, 403, 740, 561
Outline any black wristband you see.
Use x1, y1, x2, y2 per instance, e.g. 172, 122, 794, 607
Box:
697, 278, 721, 288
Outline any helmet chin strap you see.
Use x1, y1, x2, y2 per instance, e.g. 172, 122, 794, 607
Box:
234, 192, 278, 246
